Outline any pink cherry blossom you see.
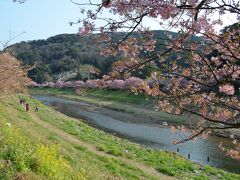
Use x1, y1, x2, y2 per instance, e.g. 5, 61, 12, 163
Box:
219, 84, 235, 95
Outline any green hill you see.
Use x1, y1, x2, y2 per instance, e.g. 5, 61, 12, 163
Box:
5, 33, 116, 83
5, 30, 197, 83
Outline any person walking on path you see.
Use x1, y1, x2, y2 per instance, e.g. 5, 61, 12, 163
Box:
19, 98, 23, 106
25, 103, 29, 112
22, 99, 26, 105
35, 105, 39, 112
18, 95, 23, 106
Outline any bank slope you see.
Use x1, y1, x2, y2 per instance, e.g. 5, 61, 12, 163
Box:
0, 94, 239, 179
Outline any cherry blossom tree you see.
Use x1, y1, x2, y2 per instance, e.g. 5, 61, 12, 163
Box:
75, 80, 86, 88
85, 79, 100, 88
61, 81, 75, 88
75, 0, 240, 159
55, 81, 64, 88
124, 77, 147, 92
28, 81, 40, 87
102, 80, 113, 89
110, 79, 125, 89
46, 82, 56, 88
0, 53, 31, 95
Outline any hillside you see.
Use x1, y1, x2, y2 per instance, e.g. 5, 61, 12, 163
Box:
5, 33, 115, 83
5, 30, 198, 83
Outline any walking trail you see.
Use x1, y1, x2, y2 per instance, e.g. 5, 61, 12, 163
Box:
29, 111, 177, 180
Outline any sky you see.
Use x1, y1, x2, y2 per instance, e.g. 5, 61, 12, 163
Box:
1, 0, 238, 49
1, 0, 82, 48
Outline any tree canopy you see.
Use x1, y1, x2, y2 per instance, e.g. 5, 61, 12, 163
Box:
76, 0, 240, 159
0, 53, 30, 95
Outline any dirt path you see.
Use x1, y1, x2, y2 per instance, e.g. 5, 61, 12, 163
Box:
29, 111, 177, 180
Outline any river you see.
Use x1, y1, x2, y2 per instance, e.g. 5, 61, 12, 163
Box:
33, 94, 240, 174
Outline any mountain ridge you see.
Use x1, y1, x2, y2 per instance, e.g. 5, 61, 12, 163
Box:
5, 30, 199, 83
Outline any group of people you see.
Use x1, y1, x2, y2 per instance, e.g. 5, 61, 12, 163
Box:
19, 95, 39, 112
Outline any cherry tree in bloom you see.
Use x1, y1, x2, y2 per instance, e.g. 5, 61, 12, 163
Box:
74, 80, 87, 96
124, 77, 147, 92
37, 78, 148, 91
219, 84, 235, 95
54, 81, 64, 88
74, 80, 86, 88
109, 79, 125, 89
42, 82, 55, 88
0, 53, 31, 95
76, 0, 240, 159
102, 80, 113, 89
28, 81, 40, 87
61, 81, 75, 88
85, 79, 100, 88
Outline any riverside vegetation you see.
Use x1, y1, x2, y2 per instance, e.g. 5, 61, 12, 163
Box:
1, 87, 236, 179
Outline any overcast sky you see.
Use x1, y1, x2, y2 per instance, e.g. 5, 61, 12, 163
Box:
1, 0, 238, 49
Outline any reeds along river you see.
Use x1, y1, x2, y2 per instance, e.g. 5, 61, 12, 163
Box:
33, 94, 240, 174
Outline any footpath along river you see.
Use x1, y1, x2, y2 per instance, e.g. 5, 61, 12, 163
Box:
34, 94, 240, 174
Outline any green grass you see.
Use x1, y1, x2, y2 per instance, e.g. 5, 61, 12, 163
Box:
30, 87, 147, 104
0, 95, 157, 179
86, 88, 148, 104
0, 117, 86, 179
28, 93, 240, 179
48, 86, 148, 103
1, 94, 239, 179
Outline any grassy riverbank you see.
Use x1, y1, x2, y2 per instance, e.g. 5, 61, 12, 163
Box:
30, 87, 188, 125
0, 93, 239, 179
0, 95, 160, 179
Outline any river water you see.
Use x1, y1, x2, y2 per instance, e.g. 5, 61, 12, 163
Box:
34, 94, 240, 174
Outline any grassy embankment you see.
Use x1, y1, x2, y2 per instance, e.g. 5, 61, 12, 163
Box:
30, 87, 189, 125
0, 92, 239, 179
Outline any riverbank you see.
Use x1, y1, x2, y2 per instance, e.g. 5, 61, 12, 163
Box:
1, 94, 239, 179
30, 87, 189, 126
30, 87, 240, 139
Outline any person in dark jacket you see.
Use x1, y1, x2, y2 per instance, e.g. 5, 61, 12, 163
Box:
26, 103, 29, 112
35, 105, 39, 112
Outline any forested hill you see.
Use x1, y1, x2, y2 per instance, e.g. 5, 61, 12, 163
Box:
5, 33, 116, 83
5, 30, 198, 83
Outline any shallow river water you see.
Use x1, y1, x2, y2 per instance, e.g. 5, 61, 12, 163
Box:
34, 94, 240, 174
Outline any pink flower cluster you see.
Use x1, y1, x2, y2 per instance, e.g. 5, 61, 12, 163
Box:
31, 77, 147, 91
219, 84, 235, 95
